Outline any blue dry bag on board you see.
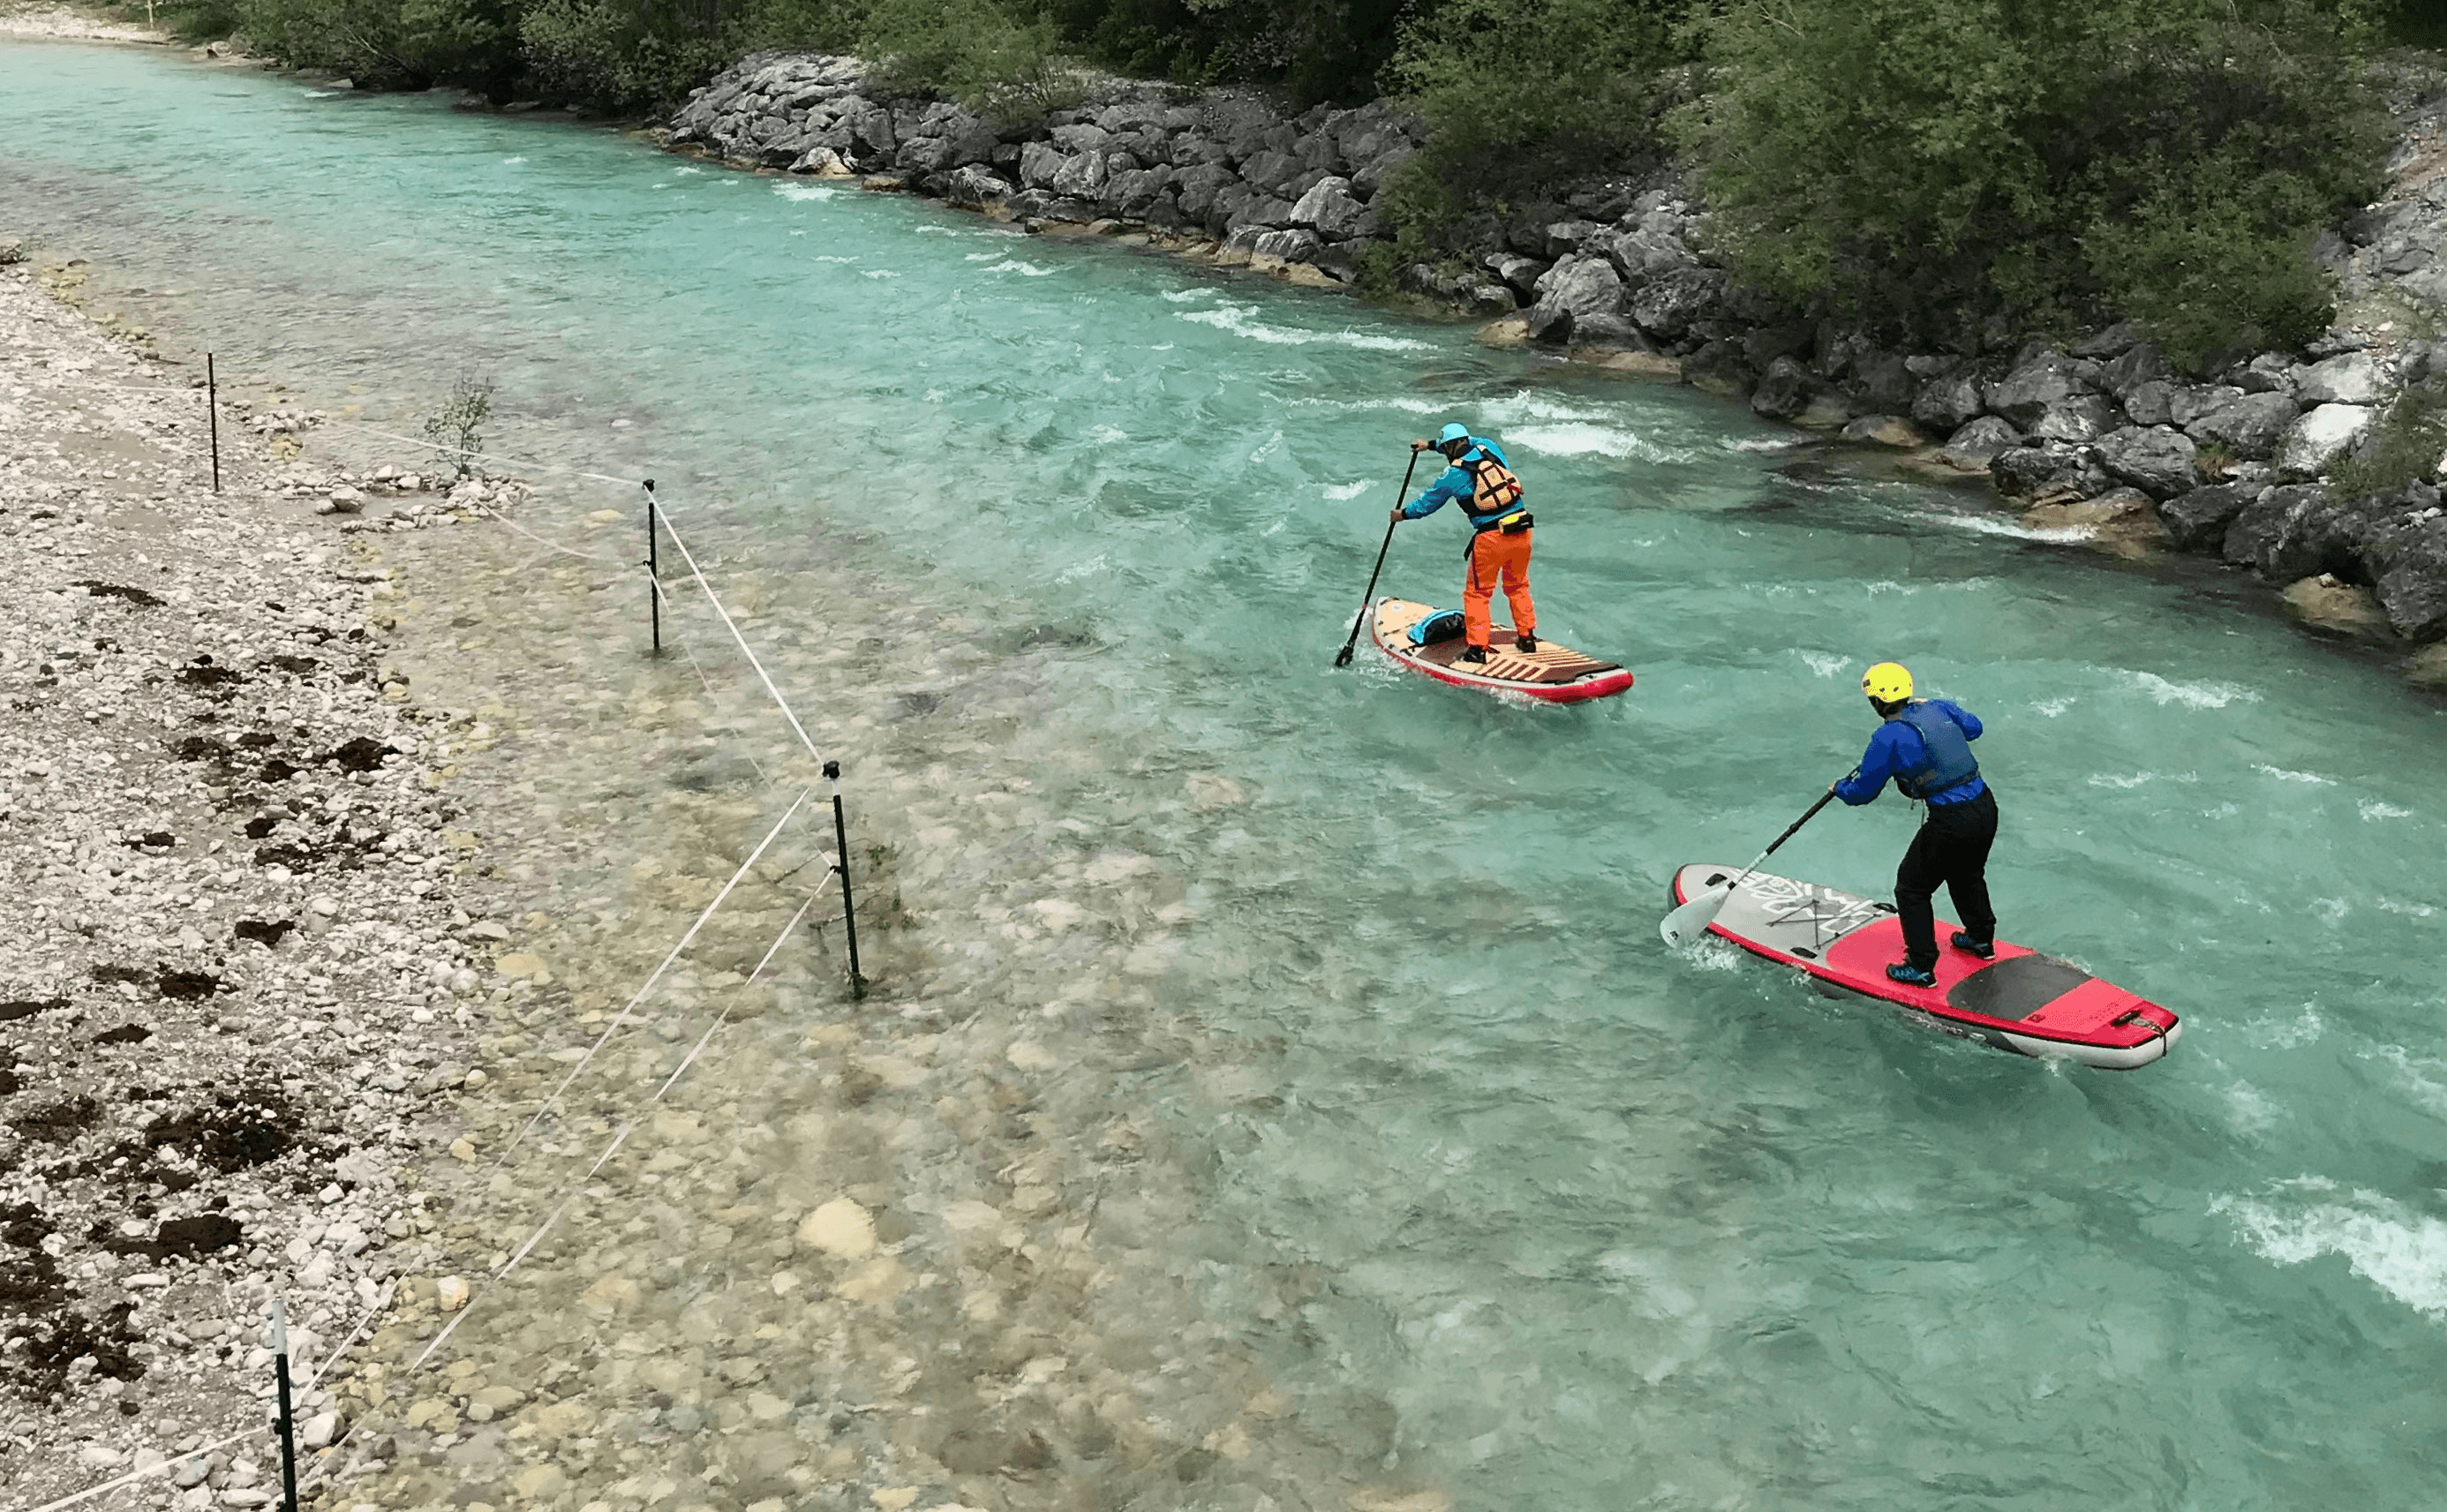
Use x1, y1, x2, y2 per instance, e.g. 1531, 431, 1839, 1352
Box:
1408, 608, 1466, 646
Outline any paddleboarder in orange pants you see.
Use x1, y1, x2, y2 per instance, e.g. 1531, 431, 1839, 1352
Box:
1394, 423, 1536, 664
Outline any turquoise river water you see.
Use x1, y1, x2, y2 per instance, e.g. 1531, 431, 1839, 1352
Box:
4, 41, 2446, 1511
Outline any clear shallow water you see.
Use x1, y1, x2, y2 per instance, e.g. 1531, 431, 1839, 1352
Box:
6, 42, 2447, 1509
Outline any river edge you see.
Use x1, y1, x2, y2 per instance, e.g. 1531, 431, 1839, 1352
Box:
3, 218, 1459, 1512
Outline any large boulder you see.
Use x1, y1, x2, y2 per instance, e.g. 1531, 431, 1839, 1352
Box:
2093, 425, 2201, 500
1991, 442, 2109, 504
2122, 380, 2176, 426
1603, 228, 1696, 283
2168, 383, 2245, 430
1681, 340, 1753, 399
1485, 252, 1550, 298
1938, 416, 2023, 469
1017, 139, 1065, 190
1103, 166, 1178, 219
1248, 229, 1321, 268
940, 164, 1015, 207
1751, 357, 1815, 422
2157, 483, 2255, 551
1912, 368, 1986, 431
2293, 351, 2384, 406
2351, 487, 2447, 639
2221, 484, 2353, 580
2022, 486, 2169, 559
1289, 176, 1373, 239
1527, 256, 1624, 344
1627, 267, 1724, 341
2280, 575, 2395, 640
2276, 403, 2376, 480
2097, 341, 2170, 401
1171, 163, 1236, 222
2185, 391, 2302, 457
2026, 394, 2117, 443
1984, 350, 2102, 429
1849, 353, 1917, 414
1237, 147, 1305, 195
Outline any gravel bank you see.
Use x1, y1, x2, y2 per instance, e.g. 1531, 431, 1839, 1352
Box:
0, 258, 497, 1506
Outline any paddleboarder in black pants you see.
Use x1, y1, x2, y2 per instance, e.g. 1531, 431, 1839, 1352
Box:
1831, 662, 1998, 989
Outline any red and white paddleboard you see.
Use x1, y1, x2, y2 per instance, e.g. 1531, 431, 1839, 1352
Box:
1370, 598, 1634, 703
1668, 863, 2181, 1069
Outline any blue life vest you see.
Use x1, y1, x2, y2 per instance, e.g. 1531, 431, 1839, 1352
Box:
1893, 702, 1980, 800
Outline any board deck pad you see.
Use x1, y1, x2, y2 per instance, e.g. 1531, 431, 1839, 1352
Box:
1370, 598, 1634, 703
1670, 863, 2180, 1069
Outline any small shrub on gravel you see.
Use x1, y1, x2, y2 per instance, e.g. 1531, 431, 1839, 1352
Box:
2330, 379, 2447, 500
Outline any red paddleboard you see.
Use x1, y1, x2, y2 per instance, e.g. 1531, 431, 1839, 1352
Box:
1370, 598, 1634, 703
1668, 863, 2180, 1069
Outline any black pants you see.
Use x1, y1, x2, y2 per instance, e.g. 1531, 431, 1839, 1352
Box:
1895, 787, 1998, 970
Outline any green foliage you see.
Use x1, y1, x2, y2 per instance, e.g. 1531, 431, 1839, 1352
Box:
1677, 0, 2390, 361
237, 0, 523, 89
1032, 0, 1410, 104
2330, 380, 2447, 500
1377, 0, 1689, 252
522, 0, 855, 111
862, 0, 1083, 119
422, 372, 494, 478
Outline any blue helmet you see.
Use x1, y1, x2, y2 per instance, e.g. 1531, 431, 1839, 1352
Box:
1436, 422, 1472, 447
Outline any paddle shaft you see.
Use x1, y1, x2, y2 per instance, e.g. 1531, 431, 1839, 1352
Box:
1726, 785, 1844, 891
1334, 448, 1424, 666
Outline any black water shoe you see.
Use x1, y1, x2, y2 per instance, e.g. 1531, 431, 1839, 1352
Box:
1457, 644, 1488, 664
1885, 962, 1938, 989
1515, 632, 1539, 653
1950, 931, 1995, 959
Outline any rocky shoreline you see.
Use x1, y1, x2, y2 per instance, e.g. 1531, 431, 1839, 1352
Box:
668, 51, 2447, 688
0, 258, 508, 1504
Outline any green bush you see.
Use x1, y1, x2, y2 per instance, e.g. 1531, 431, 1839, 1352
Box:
2330, 380, 2447, 500
1375, 0, 1689, 253
1677, 0, 2389, 361
862, 0, 1082, 119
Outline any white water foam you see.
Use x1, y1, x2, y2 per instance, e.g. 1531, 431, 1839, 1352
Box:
674, 164, 703, 174
862, 268, 901, 279
502, 155, 525, 165
2031, 696, 2074, 717
1323, 481, 1374, 501
2364, 1045, 2447, 1119
1796, 651, 1847, 679
1162, 287, 1218, 302
2221, 1081, 2285, 1138
985, 260, 1057, 277
1937, 513, 2095, 543
810, 255, 855, 263
2122, 670, 2259, 710
1718, 435, 1806, 453
2214, 1182, 2447, 1320
773, 182, 836, 201
1177, 305, 1429, 352
2360, 799, 2414, 821
1288, 395, 1442, 415
2238, 1002, 2326, 1049
2255, 764, 2336, 785
1508, 422, 1653, 460
1088, 425, 1126, 445
2374, 898, 2437, 917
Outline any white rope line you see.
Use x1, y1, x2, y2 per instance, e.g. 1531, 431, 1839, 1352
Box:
21, 1279, 395, 1512
452, 496, 626, 564
652, 501, 825, 769
487, 787, 809, 1171
328, 417, 647, 491
647, 571, 773, 786
411, 876, 834, 1371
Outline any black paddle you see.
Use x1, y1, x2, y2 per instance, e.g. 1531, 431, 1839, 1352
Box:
1333, 448, 1425, 668
1659, 780, 1848, 946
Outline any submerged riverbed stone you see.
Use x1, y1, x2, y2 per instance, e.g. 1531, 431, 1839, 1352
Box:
2282, 574, 2395, 639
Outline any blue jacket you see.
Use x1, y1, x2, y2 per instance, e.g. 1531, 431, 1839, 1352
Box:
1402, 438, 1520, 527
1835, 699, 1988, 806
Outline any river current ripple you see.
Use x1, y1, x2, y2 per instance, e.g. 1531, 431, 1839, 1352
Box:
4, 41, 2446, 1512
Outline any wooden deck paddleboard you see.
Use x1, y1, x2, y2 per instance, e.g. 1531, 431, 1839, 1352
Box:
1668, 863, 2181, 1070
1370, 598, 1634, 703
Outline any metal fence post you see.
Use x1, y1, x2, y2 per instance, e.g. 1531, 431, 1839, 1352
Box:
825, 760, 865, 998
207, 352, 221, 494
268, 1297, 299, 1512
643, 478, 661, 658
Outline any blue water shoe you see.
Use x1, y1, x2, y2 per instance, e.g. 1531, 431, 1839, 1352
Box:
1950, 931, 1995, 959
1886, 962, 1938, 989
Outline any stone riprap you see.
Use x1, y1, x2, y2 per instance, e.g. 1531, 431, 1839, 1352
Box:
667, 54, 2447, 679
666, 53, 1421, 285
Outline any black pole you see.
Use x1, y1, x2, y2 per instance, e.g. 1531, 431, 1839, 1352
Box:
269, 1298, 299, 1512
207, 352, 221, 494
643, 479, 660, 658
1334, 448, 1422, 666
824, 760, 864, 998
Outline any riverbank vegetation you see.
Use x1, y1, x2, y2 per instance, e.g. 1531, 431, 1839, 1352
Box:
136, 0, 2438, 364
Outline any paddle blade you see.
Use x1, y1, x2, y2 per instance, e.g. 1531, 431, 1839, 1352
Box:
1659, 884, 1731, 948
1333, 643, 1355, 667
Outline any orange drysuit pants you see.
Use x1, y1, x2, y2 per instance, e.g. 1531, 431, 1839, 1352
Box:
1464, 528, 1535, 649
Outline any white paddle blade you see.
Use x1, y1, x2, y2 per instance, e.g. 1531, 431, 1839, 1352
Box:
1658, 884, 1731, 948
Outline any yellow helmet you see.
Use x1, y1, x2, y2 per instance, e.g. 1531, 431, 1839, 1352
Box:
1861, 662, 1914, 703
